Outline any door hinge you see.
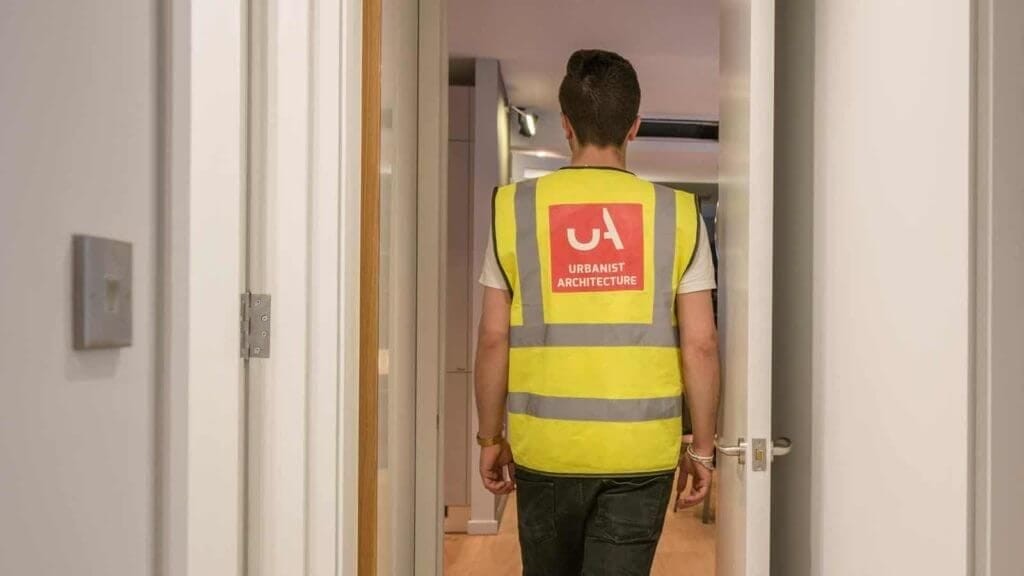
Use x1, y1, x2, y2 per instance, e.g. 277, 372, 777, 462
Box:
240, 293, 271, 359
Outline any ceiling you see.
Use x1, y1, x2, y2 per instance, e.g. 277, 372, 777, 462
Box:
449, 0, 720, 182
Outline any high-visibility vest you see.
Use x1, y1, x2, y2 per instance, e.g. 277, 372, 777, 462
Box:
493, 167, 701, 475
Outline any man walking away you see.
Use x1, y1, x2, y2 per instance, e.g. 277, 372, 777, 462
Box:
474, 49, 721, 576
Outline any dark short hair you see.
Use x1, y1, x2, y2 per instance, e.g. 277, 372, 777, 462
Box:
558, 49, 641, 148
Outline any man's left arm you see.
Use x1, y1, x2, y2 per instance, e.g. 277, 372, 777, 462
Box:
676, 289, 721, 509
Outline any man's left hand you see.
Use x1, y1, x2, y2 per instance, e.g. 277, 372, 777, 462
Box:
676, 453, 712, 510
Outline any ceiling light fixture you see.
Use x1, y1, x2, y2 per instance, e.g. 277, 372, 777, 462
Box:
636, 117, 719, 141
529, 149, 563, 159
510, 106, 538, 138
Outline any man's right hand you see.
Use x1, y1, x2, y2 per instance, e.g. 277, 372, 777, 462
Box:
676, 454, 713, 510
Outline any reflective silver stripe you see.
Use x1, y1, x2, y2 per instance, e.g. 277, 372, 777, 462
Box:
507, 392, 682, 422
509, 323, 678, 347
510, 179, 679, 348
652, 184, 678, 324
514, 178, 544, 327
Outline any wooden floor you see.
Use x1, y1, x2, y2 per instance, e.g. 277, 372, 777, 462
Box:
444, 475, 716, 576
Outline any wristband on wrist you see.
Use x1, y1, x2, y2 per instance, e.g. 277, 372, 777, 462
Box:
686, 444, 715, 470
476, 433, 505, 447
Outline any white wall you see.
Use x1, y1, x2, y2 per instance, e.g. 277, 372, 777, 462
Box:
0, 1, 160, 574
810, 1, 972, 574
467, 58, 511, 534
445, 86, 474, 517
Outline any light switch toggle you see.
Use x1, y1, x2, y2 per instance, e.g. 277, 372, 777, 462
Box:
105, 276, 121, 313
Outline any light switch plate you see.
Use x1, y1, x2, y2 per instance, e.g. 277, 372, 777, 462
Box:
73, 235, 132, 349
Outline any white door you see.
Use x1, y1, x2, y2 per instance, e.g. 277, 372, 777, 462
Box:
716, 1, 783, 575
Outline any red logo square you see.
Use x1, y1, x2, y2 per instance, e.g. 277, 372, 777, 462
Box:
549, 203, 644, 293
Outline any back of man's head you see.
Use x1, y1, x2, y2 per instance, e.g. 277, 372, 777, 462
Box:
558, 49, 641, 149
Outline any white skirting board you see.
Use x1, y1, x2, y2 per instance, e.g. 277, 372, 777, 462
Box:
466, 520, 500, 536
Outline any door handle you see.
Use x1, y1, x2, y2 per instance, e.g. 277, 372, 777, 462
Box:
715, 437, 792, 469
715, 437, 747, 464
771, 437, 793, 458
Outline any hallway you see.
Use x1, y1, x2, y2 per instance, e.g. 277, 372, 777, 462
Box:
1, 1, 1020, 574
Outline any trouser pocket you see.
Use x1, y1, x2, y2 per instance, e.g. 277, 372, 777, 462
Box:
516, 474, 557, 544
588, 474, 673, 544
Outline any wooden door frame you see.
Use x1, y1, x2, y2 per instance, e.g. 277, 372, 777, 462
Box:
356, 0, 448, 572
357, 0, 382, 574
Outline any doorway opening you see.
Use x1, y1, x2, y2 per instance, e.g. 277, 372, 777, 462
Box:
441, 2, 720, 575
360, 0, 780, 574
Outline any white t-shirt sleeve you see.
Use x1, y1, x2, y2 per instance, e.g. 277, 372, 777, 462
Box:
478, 219, 717, 293
479, 233, 509, 290
678, 218, 717, 294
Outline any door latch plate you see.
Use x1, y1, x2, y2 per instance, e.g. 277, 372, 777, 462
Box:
752, 438, 768, 471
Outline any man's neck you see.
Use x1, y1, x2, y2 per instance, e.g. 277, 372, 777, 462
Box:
570, 145, 627, 171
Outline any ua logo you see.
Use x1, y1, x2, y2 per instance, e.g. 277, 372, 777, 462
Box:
567, 207, 625, 252
549, 203, 644, 293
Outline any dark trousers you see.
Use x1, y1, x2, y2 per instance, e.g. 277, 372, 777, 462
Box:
515, 467, 674, 576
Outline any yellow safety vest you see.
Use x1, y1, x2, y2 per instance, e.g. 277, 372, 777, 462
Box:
493, 167, 700, 475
